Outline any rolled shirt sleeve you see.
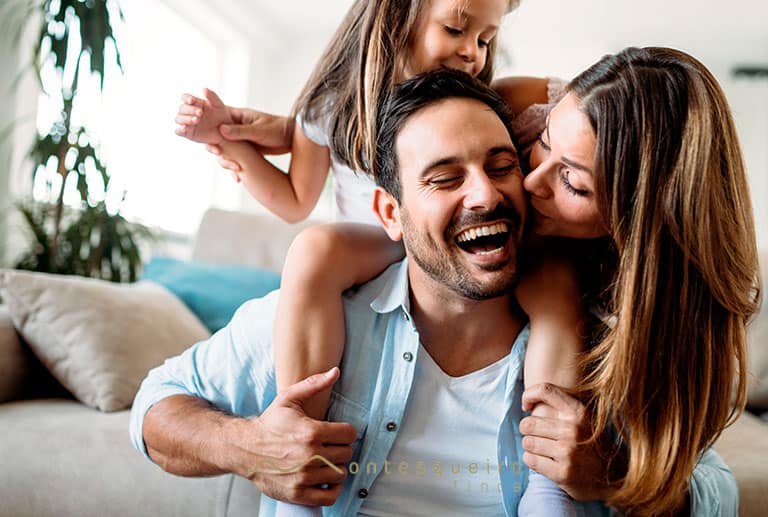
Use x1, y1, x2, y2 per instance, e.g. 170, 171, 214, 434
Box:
129, 291, 280, 461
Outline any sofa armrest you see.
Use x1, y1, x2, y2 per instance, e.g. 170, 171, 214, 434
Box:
0, 305, 30, 403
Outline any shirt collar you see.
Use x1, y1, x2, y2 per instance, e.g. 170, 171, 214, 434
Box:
370, 258, 411, 315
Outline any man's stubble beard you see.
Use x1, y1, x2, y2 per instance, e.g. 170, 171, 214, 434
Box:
399, 206, 521, 301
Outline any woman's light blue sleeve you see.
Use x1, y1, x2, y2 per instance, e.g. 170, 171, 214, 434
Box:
688, 447, 739, 516
129, 291, 280, 461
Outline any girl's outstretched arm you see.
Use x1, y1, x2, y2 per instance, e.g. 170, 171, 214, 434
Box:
218, 123, 330, 223
175, 88, 329, 223
274, 223, 405, 420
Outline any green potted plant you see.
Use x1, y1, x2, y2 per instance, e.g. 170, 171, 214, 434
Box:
5, 0, 152, 282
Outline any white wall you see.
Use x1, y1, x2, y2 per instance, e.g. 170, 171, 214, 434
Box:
0, 46, 16, 266
0, 17, 40, 267
729, 77, 768, 250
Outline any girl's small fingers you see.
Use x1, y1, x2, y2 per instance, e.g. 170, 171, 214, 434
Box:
175, 114, 198, 125
205, 144, 222, 155
181, 93, 205, 106
178, 104, 203, 117
219, 158, 241, 172
174, 126, 188, 136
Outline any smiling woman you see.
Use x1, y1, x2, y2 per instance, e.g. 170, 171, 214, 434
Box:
528, 47, 761, 515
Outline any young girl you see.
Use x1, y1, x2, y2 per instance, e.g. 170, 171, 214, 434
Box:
176, 1, 582, 515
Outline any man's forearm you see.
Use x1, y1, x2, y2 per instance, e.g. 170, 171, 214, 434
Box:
143, 394, 249, 478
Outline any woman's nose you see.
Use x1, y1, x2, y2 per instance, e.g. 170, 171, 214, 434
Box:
523, 162, 553, 199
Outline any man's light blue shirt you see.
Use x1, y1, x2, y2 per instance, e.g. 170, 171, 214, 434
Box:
130, 259, 738, 516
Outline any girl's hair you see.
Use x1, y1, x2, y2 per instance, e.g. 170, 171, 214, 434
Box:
571, 47, 761, 515
291, 0, 519, 174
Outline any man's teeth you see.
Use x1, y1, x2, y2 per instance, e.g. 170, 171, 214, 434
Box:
456, 222, 509, 243
474, 247, 503, 256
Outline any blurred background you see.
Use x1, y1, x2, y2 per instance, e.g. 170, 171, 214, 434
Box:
0, 0, 766, 266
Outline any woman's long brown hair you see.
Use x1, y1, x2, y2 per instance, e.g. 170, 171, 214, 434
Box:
573, 47, 761, 515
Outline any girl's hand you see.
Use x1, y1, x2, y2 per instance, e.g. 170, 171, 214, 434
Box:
175, 88, 234, 145
205, 143, 245, 183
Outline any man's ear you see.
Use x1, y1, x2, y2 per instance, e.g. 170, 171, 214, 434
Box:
373, 187, 402, 241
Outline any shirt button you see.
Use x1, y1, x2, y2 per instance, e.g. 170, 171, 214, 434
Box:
386, 421, 397, 431
403, 352, 413, 362
358, 488, 369, 499
402, 312, 410, 321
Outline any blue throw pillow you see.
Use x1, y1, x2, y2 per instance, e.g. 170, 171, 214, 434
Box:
142, 257, 281, 333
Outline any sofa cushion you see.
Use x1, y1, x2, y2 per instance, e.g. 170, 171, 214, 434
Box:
713, 410, 768, 515
142, 256, 281, 333
0, 305, 29, 403
0, 270, 210, 411
0, 399, 261, 516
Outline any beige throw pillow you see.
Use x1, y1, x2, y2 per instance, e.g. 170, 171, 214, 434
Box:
0, 270, 210, 411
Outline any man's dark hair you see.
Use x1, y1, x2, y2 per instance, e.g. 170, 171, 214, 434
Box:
373, 69, 518, 202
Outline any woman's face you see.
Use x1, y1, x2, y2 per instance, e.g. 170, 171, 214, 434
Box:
403, 0, 506, 80
525, 92, 608, 239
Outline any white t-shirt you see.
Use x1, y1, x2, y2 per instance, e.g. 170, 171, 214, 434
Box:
358, 344, 510, 517
299, 113, 380, 226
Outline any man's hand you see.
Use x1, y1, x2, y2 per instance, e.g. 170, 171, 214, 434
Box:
519, 383, 625, 502
175, 88, 234, 145
234, 367, 357, 506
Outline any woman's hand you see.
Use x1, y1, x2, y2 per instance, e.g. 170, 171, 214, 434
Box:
520, 383, 626, 502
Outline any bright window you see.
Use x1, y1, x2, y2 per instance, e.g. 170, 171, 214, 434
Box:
34, 0, 249, 235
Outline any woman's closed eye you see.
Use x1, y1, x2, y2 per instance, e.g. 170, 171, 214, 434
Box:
559, 168, 590, 197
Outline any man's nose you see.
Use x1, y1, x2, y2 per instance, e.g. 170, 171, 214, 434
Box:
463, 169, 504, 211
523, 162, 553, 199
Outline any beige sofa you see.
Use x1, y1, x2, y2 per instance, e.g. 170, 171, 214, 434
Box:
1, 208, 767, 516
